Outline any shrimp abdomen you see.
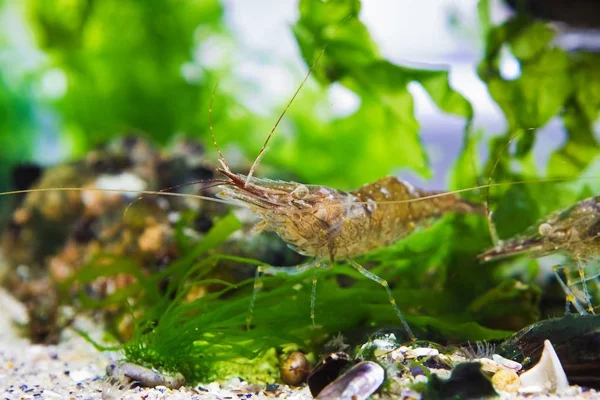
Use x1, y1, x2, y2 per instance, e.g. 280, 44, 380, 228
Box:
478, 237, 546, 262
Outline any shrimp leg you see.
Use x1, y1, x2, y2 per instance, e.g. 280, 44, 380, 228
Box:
347, 259, 415, 340
311, 267, 319, 326
575, 257, 596, 314
246, 262, 318, 329
552, 264, 588, 315
574, 270, 600, 314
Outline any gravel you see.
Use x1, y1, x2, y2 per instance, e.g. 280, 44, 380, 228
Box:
0, 288, 310, 400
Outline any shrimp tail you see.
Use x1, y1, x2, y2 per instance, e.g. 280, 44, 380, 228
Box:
478, 236, 545, 262
451, 198, 487, 215
418, 190, 487, 216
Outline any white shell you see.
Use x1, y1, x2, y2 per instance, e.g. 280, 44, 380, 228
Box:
492, 354, 522, 371
519, 340, 569, 394
408, 347, 439, 358
315, 361, 384, 400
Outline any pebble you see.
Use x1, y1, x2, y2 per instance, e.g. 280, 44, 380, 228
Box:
69, 368, 96, 383
408, 347, 439, 358
492, 354, 522, 372
491, 369, 521, 393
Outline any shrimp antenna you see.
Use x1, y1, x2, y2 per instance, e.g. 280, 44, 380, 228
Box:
209, 81, 230, 172
245, 15, 354, 187
122, 178, 229, 217
0, 187, 240, 206
245, 48, 325, 186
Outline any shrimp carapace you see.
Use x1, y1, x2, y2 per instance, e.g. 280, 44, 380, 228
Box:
217, 172, 485, 261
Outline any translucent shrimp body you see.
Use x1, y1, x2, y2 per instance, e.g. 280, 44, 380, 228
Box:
217, 169, 485, 339
479, 196, 600, 314
218, 172, 485, 261
480, 196, 600, 262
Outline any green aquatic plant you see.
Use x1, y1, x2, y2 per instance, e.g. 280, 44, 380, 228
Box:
3, 0, 600, 386
107, 213, 514, 383
477, 2, 600, 239
67, 211, 514, 383
270, 0, 473, 188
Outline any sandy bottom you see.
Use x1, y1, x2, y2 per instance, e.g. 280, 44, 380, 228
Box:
0, 288, 310, 400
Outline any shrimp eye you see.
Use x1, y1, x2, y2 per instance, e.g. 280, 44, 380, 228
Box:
291, 185, 309, 199
538, 223, 553, 236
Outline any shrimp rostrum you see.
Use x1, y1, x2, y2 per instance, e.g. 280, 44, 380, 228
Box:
479, 195, 600, 315
216, 164, 485, 339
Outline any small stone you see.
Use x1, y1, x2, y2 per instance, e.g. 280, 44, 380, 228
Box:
491, 369, 520, 393
42, 389, 65, 398
206, 382, 220, 392
388, 348, 404, 363
410, 365, 428, 377
478, 357, 502, 374
279, 351, 311, 386
69, 368, 95, 383
408, 348, 439, 358
138, 225, 169, 253
266, 383, 279, 391
492, 354, 522, 371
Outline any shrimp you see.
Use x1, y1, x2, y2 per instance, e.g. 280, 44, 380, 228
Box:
0, 151, 486, 342
478, 196, 600, 315
0, 44, 490, 343
195, 41, 488, 340
215, 167, 485, 338
6, 7, 535, 341
473, 130, 600, 316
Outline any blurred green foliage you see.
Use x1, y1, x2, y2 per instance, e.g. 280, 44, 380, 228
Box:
2, 0, 600, 385
285, 0, 472, 187
0, 72, 37, 193
477, 4, 600, 238
24, 0, 222, 151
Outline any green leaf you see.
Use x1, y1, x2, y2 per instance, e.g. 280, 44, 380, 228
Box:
412, 69, 474, 119
290, 0, 474, 183
347, 61, 429, 176
293, 2, 379, 84
509, 22, 555, 61
24, 0, 226, 152
571, 53, 600, 124
548, 101, 600, 178
477, 0, 491, 34
484, 47, 570, 130
477, 16, 600, 201
297, 0, 361, 27
450, 129, 482, 196
493, 185, 540, 240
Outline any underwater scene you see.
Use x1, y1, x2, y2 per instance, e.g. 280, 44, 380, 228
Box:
1, 0, 600, 399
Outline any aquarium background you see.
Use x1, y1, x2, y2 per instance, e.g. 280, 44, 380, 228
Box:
1, 0, 600, 384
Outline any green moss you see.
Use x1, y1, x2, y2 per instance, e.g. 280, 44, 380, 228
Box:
209, 348, 280, 383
